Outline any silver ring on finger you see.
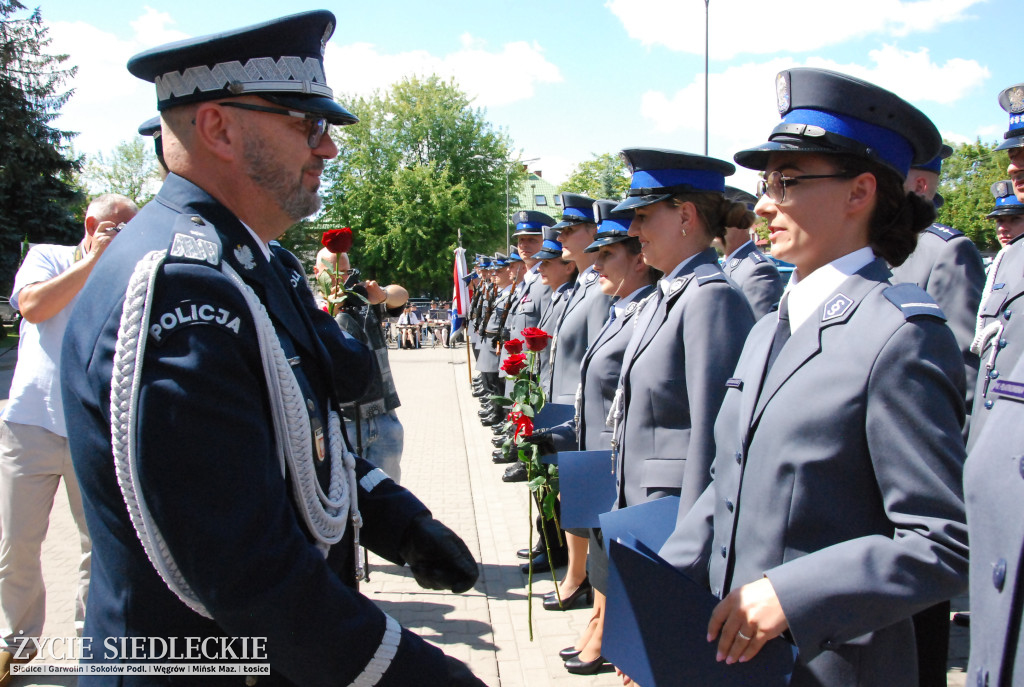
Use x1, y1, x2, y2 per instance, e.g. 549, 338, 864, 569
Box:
737, 630, 752, 641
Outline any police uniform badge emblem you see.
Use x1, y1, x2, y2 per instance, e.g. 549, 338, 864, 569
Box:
776, 72, 791, 114
585, 271, 598, 284
669, 277, 684, 295
821, 292, 854, 322
233, 244, 256, 270
1010, 87, 1024, 114
729, 258, 740, 268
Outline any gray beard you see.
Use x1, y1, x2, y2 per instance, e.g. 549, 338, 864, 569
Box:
242, 134, 322, 221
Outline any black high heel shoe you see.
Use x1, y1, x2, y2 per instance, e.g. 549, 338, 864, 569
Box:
543, 577, 593, 611
564, 654, 606, 675
558, 646, 581, 661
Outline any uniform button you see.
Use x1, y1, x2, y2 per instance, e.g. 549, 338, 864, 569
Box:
1005, 310, 1013, 320
720, 546, 728, 558
1019, 456, 1024, 480
190, 215, 205, 225
999, 339, 1008, 348
710, 465, 716, 477
990, 370, 999, 380
820, 639, 834, 651
985, 400, 994, 409
993, 559, 1007, 591
735, 451, 742, 464
725, 499, 734, 512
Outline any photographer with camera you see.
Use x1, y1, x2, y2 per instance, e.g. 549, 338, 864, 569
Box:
314, 247, 409, 483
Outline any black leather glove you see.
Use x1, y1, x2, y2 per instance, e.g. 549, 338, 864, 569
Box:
444, 655, 488, 687
521, 428, 556, 456
399, 514, 479, 594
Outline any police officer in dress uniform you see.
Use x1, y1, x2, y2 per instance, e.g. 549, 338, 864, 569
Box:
547, 194, 614, 406
60, 12, 482, 686
534, 201, 659, 674
476, 253, 513, 426
720, 186, 784, 319
659, 68, 968, 687
964, 350, 1024, 687
609, 149, 754, 514
891, 144, 985, 444
988, 180, 1024, 247
507, 210, 554, 344
970, 82, 1024, 450
533, 228, 576, 400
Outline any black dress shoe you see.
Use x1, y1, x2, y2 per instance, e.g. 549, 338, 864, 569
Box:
517, 547, 543, 559
492, 450, 516, 464
543, 578, 593, 611
477, 406, 496, 417
564, 655, 607, 675
502, 462, 528, 483
559, 646, 581, 661
480, 412, 503, 426
491, 435, 506, 448
520, 549, 567, 574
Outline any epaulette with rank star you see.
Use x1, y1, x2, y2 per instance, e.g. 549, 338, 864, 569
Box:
883, 282, 948, 321
747, 250, 767, 264
924, 223, 964, 242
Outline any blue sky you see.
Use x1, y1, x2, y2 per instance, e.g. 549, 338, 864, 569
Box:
37, 0, 1020, 193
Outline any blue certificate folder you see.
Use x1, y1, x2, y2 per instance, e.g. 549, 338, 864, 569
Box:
601, 499, 795, 687
532, 402, 574, 430
557, 450, 616, 528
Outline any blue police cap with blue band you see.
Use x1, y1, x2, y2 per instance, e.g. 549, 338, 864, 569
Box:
138, 116, 161, 137
996, 83, 1024, 152
533, 226, 565, 260
585, 200, 635, 253
987, 180, 1024, 218
553, 193, 598, 229
724, 186, 757, 211
734, 68, 941, 179
512, 210, 556, 237
508, 246, 523, 263
613, 149, 735, 213
127, 10, 358, 126
913, 144, 953, 174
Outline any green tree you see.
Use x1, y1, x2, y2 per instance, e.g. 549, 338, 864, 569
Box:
558, 153, 630, 200
300, 75, 521, 297
84, 135, 159, 206
937, 139, 1008, 252
0, 0, 83, 293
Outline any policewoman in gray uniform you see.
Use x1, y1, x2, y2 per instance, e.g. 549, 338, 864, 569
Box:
660, 68, 968, 687
548, 194, 614, 405
720, 186, 784, 319
610, 149, 755, 514
544, 201, 659, 675
60, 12, 481, 686
971, 82, 1024, 450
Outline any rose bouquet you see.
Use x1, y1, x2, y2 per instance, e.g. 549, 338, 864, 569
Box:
494, 327, 558, 638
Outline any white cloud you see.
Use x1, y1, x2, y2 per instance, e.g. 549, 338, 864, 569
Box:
325, 36, 562, 108
129, 7, 190, 48
605, 0, 986, 59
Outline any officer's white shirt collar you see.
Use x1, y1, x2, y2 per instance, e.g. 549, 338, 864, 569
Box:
784, 246, 875, 333
659, 252, 703, 296
239, 221, 272, 262
613, 286, 647, 319
723, 239, 754, 264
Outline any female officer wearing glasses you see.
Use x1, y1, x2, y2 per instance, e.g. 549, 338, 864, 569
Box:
659, 68, 968, 687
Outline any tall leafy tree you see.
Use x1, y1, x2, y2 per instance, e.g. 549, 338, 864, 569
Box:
558, 152, 630, 200
84, 135, 160, 207
0, 0, 83, 293
303, 75, 520, 297
937, 139, 1008, 252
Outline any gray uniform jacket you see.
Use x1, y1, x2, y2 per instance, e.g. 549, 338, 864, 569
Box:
510, 268, 551, 337
660, 259, 969, 687
614, 248, 754, 512
475, 286, 511, 374
891, 223, 984, 432
550, 287, 655, 453
970, 234, 1024, 449
722, 241, 784, 320
549, 266, 614, 405
964, 352, 1024, 687
537, 282, 572, 396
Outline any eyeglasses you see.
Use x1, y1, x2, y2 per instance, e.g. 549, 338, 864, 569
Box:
218, 102, 330, 149
756, 170, 855, 204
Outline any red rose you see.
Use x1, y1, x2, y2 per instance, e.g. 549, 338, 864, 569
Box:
501, 352, 528, 376
503, 338, 524, 354
513, 413, 534, 441
321, 227, 354, 254
521, 327, 552, 352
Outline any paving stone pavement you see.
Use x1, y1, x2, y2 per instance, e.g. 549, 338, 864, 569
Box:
2, 339, 971, 686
